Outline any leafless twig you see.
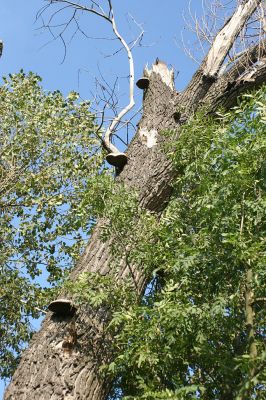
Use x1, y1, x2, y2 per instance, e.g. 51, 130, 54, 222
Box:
181, 0, 266, 75
39, 0, 144, 155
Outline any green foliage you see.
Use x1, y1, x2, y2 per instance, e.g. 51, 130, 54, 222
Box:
65, 271, 137, 311
0, 71, 110, 378
2, 72, 265, 399
99, 88, 265, 399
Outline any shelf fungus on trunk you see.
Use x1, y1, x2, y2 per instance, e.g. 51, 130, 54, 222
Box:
136, 76, 150, 90
106, 152, 128, 169
48, 299, 77, 317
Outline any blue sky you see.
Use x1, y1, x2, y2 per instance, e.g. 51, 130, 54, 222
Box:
1, 0, 201, 95
0, 1, 203, 397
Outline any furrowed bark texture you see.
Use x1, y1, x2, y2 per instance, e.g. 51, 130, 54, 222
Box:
5, 7, 266, 400
245, 268, 257, 377
4, 68, 179, 400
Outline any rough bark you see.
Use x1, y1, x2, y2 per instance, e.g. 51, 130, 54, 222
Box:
245, 267, 257, 376
4, 66, 179, 400
236, 266, 258, 400
5, 2, 265, 399
204, 39, 266, 112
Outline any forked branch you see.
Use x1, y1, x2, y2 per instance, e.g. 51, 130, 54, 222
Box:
103, 3, 135, 154
43, 0, 139, 155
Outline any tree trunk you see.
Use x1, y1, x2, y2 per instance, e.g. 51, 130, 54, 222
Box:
5, 2, 266, 399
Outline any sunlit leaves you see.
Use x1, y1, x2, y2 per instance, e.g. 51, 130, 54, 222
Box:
0, 71, 108, 377
103, 87, 266, 399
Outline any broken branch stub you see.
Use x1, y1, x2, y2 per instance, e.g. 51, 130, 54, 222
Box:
145, 59, 175, 90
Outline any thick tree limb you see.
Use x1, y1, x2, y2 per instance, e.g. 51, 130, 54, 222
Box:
204, 0, 262, 78
215, 62, 266, 110
180, 0, 263, 112
204, 39, 266, 111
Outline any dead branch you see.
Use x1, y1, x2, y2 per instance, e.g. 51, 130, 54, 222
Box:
103, 2, 136, 154
182, 0, 266, 70
205, 0, 263, 77
40, 0, 144, 156
203, 38, 266, 111
180, 0, 264, 112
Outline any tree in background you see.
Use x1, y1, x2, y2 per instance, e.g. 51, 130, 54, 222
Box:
4, 0, 266, 399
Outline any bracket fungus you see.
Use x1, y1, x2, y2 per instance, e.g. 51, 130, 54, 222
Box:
48, 299, 76, 317
136, 76, 150, 90
106, 152, 128, 169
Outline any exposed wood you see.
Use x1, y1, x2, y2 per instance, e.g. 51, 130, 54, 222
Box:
203, 39, 266, 111
146, 59, 175, 90
180, 0, 263, 113
204, 0, 262, 78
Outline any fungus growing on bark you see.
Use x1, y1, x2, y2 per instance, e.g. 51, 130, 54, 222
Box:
106, 152, 128, 169
48, 299, 76, 317
136, 76, 150, 90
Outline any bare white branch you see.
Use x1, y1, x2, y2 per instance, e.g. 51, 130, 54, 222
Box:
182, 0, 265, 74
204, 0, 263, 77
103, 1, 137, 154
41, 0, 144, 157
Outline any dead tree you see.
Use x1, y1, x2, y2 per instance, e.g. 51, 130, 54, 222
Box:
4, 0, 266, 399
